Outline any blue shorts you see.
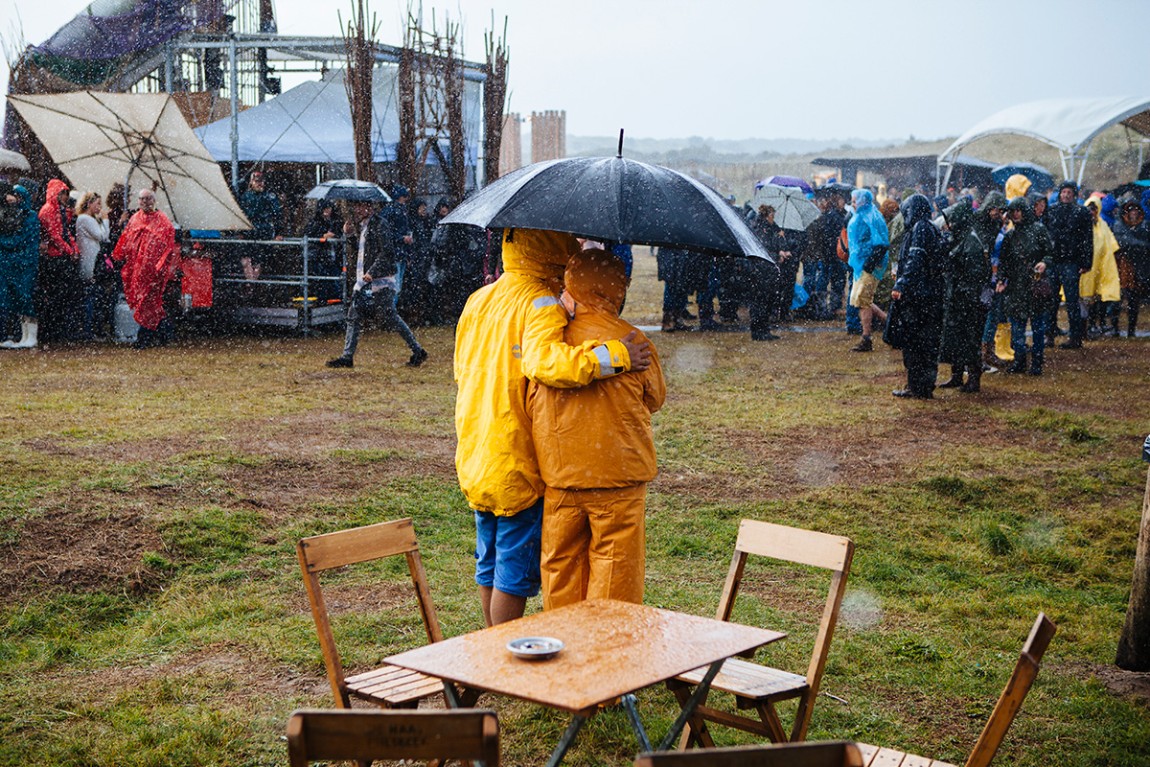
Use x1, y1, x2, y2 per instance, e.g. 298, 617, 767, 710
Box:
474, 499, 543, 598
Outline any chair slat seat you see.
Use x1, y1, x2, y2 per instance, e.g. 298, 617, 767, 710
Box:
347, 665, 445, 706
677, 658, 807, 703
856, 744, 957, 767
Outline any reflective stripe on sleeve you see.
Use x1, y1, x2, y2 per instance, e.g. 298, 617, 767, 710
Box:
532, 296, 560, 309
593, 344, 614, 377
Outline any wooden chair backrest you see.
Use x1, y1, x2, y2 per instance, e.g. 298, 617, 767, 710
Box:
296, 518, 444, 706
963, 613, 1056, 767
634, 740, 864, 767
286, 708, 499, 767
717, 519, 855, 741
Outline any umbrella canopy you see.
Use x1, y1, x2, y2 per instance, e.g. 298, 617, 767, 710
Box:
441, 156, 769, 259
8, 91, 250, 231
305, 179, 391, 203
754, 174, 813, 194
0, 148, 30, 173
991, 162, 1054, 192
750, 183, 820, 231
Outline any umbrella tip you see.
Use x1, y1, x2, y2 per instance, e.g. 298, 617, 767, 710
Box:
617, 129, 624, 159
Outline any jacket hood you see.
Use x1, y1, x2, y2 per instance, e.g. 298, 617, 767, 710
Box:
851, 189, 875, 210
12, 184, 32, 209
565, 248, 628, 314
901, 193, 934, 229
1007, 195, 1038, 226
943, 199, 973, 232
45, 178, 69, 202
501, 228, 581, 282
981, 190, 1008, 212
1004, 174, 1032, 200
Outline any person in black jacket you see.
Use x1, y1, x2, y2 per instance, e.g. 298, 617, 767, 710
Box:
883, 194, 946, 399
1112, 194, 1150, 337
1043, 181, 1093, 348
326, 200, 426, 368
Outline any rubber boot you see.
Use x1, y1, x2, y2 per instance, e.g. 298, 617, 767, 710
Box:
2, 317, 38, 349
994, 323, 1014, 361
960, 366, 981, 393
1005, 352, 1027, 374
981, 343, 1000, 372
938, 364, 964, 388
661, 311, 677, 333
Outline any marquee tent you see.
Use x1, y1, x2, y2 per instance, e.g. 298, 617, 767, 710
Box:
195, 66, 482, 172
937, 97, 1150, 192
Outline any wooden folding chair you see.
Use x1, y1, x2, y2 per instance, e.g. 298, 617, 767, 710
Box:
855, 613, 1056, 767
635, 740, 864, 767
669, 519, 854, 746
297, 518, 447, 709
286, 708, 499, 767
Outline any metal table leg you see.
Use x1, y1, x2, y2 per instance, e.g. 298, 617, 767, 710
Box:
621, 693, 653, 753
658, 660, 724, 751
545, 714, 588, 767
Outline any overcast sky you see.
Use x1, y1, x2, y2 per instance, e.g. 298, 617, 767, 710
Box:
3, 0, 1147, 142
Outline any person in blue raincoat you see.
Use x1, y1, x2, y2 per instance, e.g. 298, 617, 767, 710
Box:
0, 184, 42, 349
846, 189, 890, 352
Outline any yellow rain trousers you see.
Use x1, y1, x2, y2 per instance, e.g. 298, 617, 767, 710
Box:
453, 229, 631, 517
527, 250, 665, 609
995, 323, 1014, 361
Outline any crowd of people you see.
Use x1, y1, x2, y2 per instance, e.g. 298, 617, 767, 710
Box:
0, 172, 498, 352
656, 175, 1150, 398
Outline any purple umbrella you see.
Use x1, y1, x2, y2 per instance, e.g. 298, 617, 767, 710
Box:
754, 175, 814, 195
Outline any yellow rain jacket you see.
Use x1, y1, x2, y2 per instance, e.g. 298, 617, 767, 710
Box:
1080, 213, 1122, 302
454, 229, 632, 516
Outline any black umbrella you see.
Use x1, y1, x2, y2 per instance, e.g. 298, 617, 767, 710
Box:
442, 136, 769, 259
306, 179, 392, 203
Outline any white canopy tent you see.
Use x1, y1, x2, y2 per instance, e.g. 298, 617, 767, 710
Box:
194, 65, 483, 174
937, 96, 1150, 192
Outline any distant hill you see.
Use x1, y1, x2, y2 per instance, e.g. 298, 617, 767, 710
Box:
566, 134, 906, 161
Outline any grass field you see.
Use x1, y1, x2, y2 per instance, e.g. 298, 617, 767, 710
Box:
1, 249, 1149, 766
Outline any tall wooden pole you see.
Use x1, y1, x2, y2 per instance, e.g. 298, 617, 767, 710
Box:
342, 0, 377, 182
1116, 435, 1150, 671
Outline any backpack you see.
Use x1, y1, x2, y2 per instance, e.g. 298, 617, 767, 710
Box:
836, 226, 850, 262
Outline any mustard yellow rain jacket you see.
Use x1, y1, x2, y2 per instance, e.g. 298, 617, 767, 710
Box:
1080, 214, 1122, 302
454, 229, 632, 516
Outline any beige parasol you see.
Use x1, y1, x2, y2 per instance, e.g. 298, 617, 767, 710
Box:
0, 147, 30, 173
7, 91, 250, 231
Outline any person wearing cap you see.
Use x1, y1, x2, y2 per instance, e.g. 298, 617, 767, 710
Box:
454, 228, 651, 626
527, 248, 664, 609
973, 191, 1009, 370
1112, 194, 1150, 337
1043, 181, 1093, 348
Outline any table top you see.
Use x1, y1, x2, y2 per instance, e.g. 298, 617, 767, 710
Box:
386, 599, 785, 714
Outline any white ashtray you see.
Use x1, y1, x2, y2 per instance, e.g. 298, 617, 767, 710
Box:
507, 636, 564, 660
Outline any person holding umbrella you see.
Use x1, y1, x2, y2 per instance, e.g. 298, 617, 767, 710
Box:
326, 198, 426, 369
454, 228, 651, 627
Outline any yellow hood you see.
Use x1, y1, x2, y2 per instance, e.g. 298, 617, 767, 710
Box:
502, 228, 581, 284
1005, 174, 1032, 201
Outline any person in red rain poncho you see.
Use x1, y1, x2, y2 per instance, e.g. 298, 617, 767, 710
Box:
113, 188, 179, 348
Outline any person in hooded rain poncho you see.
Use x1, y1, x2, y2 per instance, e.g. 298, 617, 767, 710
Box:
883, 194, 946, 398
997, 196, 1054, 375
1112, 195, 1150, 337
454, 228, 651, 627
526, 248, 665, 610
0, 184, 41, 349
846, 189, 891, 352
937, 199, 993, 393
1080, 198, 1122, 337
113, 189, 180, 348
